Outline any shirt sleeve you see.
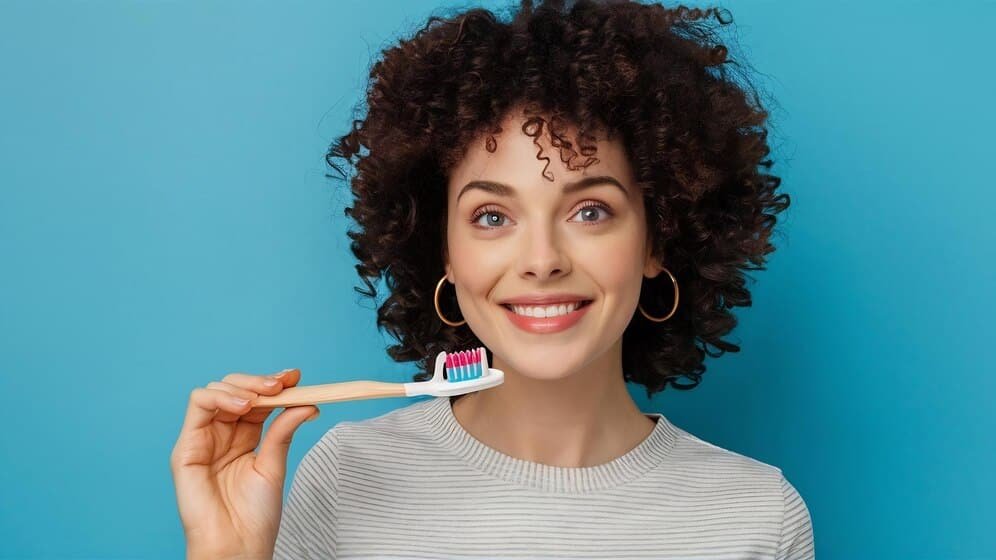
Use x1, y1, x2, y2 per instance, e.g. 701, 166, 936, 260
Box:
273, 427, 343, 559
776, 473, 815, 560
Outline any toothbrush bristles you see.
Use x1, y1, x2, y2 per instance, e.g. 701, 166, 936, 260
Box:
445, 346, 485, 382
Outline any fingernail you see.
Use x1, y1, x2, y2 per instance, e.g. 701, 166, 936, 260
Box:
230, 396, 249, 407
263, 378, 279, 387
275, 368, 293, 378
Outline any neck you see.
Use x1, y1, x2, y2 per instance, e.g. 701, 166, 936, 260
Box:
450, 341, 657, 468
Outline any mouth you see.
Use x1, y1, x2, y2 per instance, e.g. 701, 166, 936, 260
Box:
499, 300, 594, 318
498, 299, 595, 334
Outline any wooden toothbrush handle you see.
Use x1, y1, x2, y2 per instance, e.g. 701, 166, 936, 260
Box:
251, 380, 408, 408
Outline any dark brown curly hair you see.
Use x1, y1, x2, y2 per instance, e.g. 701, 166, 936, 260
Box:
325, 0, 789, 398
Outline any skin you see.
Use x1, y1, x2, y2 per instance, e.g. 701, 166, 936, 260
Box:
170, 369, 320, 559
445, 106, 665, 468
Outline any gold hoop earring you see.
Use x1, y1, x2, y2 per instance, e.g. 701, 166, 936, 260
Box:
434, 275, 466, 327
639, 267, 679, 322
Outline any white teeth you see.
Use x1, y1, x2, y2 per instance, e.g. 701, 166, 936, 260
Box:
509, 301, 583, 318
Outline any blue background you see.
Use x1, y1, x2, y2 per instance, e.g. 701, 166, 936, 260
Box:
1, 1, 993, 558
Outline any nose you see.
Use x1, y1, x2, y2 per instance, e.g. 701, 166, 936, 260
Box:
515, 222, 571, 282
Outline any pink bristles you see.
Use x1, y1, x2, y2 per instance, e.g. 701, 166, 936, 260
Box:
443, 347, 487, 382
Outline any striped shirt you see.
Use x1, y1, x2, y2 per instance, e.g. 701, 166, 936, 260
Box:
274, 395, 814, 559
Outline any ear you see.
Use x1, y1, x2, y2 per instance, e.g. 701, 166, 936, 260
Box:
643, 243, 664, 279
441, 243, 454, 283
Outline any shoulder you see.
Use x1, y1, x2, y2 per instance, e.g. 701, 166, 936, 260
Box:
659, 419, 814, 555
330, 396, 437, 440
308, 397, 441, 463
654, 418, 810, 510
663, 419, 787, 484
645, 418, 814, 555
670, 425, 814, 514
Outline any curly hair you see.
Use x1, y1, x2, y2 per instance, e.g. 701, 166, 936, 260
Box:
325, 0, 789, 398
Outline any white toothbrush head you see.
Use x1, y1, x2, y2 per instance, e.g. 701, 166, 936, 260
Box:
403, 346, 504, 397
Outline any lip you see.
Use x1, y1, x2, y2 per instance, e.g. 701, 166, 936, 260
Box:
500, 300, 593, 334
498, 293, 592, 305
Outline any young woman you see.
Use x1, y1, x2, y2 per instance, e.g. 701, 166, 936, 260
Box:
171, 1, 814, 558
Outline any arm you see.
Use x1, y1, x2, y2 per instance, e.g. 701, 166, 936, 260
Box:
776, 474, 815, 560
273, 428, 343, 559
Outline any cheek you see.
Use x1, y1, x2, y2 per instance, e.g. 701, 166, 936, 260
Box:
589, 249, 643, 294
447, 229, 503, 288
578, 231, 646, 289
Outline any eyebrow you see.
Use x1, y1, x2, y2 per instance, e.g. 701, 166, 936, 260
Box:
456, 175, 629, 204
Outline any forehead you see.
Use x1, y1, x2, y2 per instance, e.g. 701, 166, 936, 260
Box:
447, 109, 633, 193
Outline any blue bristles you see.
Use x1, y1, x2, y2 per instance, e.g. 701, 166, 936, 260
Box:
445, 347, 485, 382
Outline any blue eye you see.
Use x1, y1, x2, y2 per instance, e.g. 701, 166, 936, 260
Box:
570, 203, 613, 224
471, 208, 508, 228
470, 202, 613, 230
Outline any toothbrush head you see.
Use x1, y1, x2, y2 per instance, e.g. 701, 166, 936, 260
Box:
403, 346, 504, 397
444, 349, 484, 382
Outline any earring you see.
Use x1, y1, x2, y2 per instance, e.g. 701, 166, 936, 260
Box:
434, 275, 466, 327
639, 267, 679, 322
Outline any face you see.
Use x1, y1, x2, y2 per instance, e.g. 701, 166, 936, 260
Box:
444, 108, 664, 380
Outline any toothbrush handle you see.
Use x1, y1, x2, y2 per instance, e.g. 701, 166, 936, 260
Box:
250, 380, 407, 408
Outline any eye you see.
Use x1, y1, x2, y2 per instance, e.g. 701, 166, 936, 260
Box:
569, 202, 613, 225
470, 205, 510, 229
469, 201, 613, 230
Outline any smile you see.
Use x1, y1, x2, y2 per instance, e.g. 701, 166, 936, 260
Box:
499, 300, 594, 334
501, 301, 592, 317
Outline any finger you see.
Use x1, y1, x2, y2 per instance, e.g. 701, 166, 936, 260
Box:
180, 387, 254, 432
254, 405, 320, 484
205, 382, 263, 423
235, 403, 278, 424
206, 381, 257, 401
222, 369, 300, 396
274, 367, 302, 388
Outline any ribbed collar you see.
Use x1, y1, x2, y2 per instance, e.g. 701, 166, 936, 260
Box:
417, 395, 679, 494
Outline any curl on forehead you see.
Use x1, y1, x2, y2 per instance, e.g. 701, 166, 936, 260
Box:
440, 102, 621, 184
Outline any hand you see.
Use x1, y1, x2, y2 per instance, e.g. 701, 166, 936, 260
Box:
170, 368, 319, 559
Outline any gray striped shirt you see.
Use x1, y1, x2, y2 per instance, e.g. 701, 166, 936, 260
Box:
274, 395, 814, 559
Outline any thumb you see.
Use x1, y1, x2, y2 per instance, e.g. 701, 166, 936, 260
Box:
254, 406, 320, 483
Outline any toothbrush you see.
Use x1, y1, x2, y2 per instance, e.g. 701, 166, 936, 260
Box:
248, 346, 503, 409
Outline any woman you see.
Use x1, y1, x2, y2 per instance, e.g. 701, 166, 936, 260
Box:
171, 1, 814, 558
